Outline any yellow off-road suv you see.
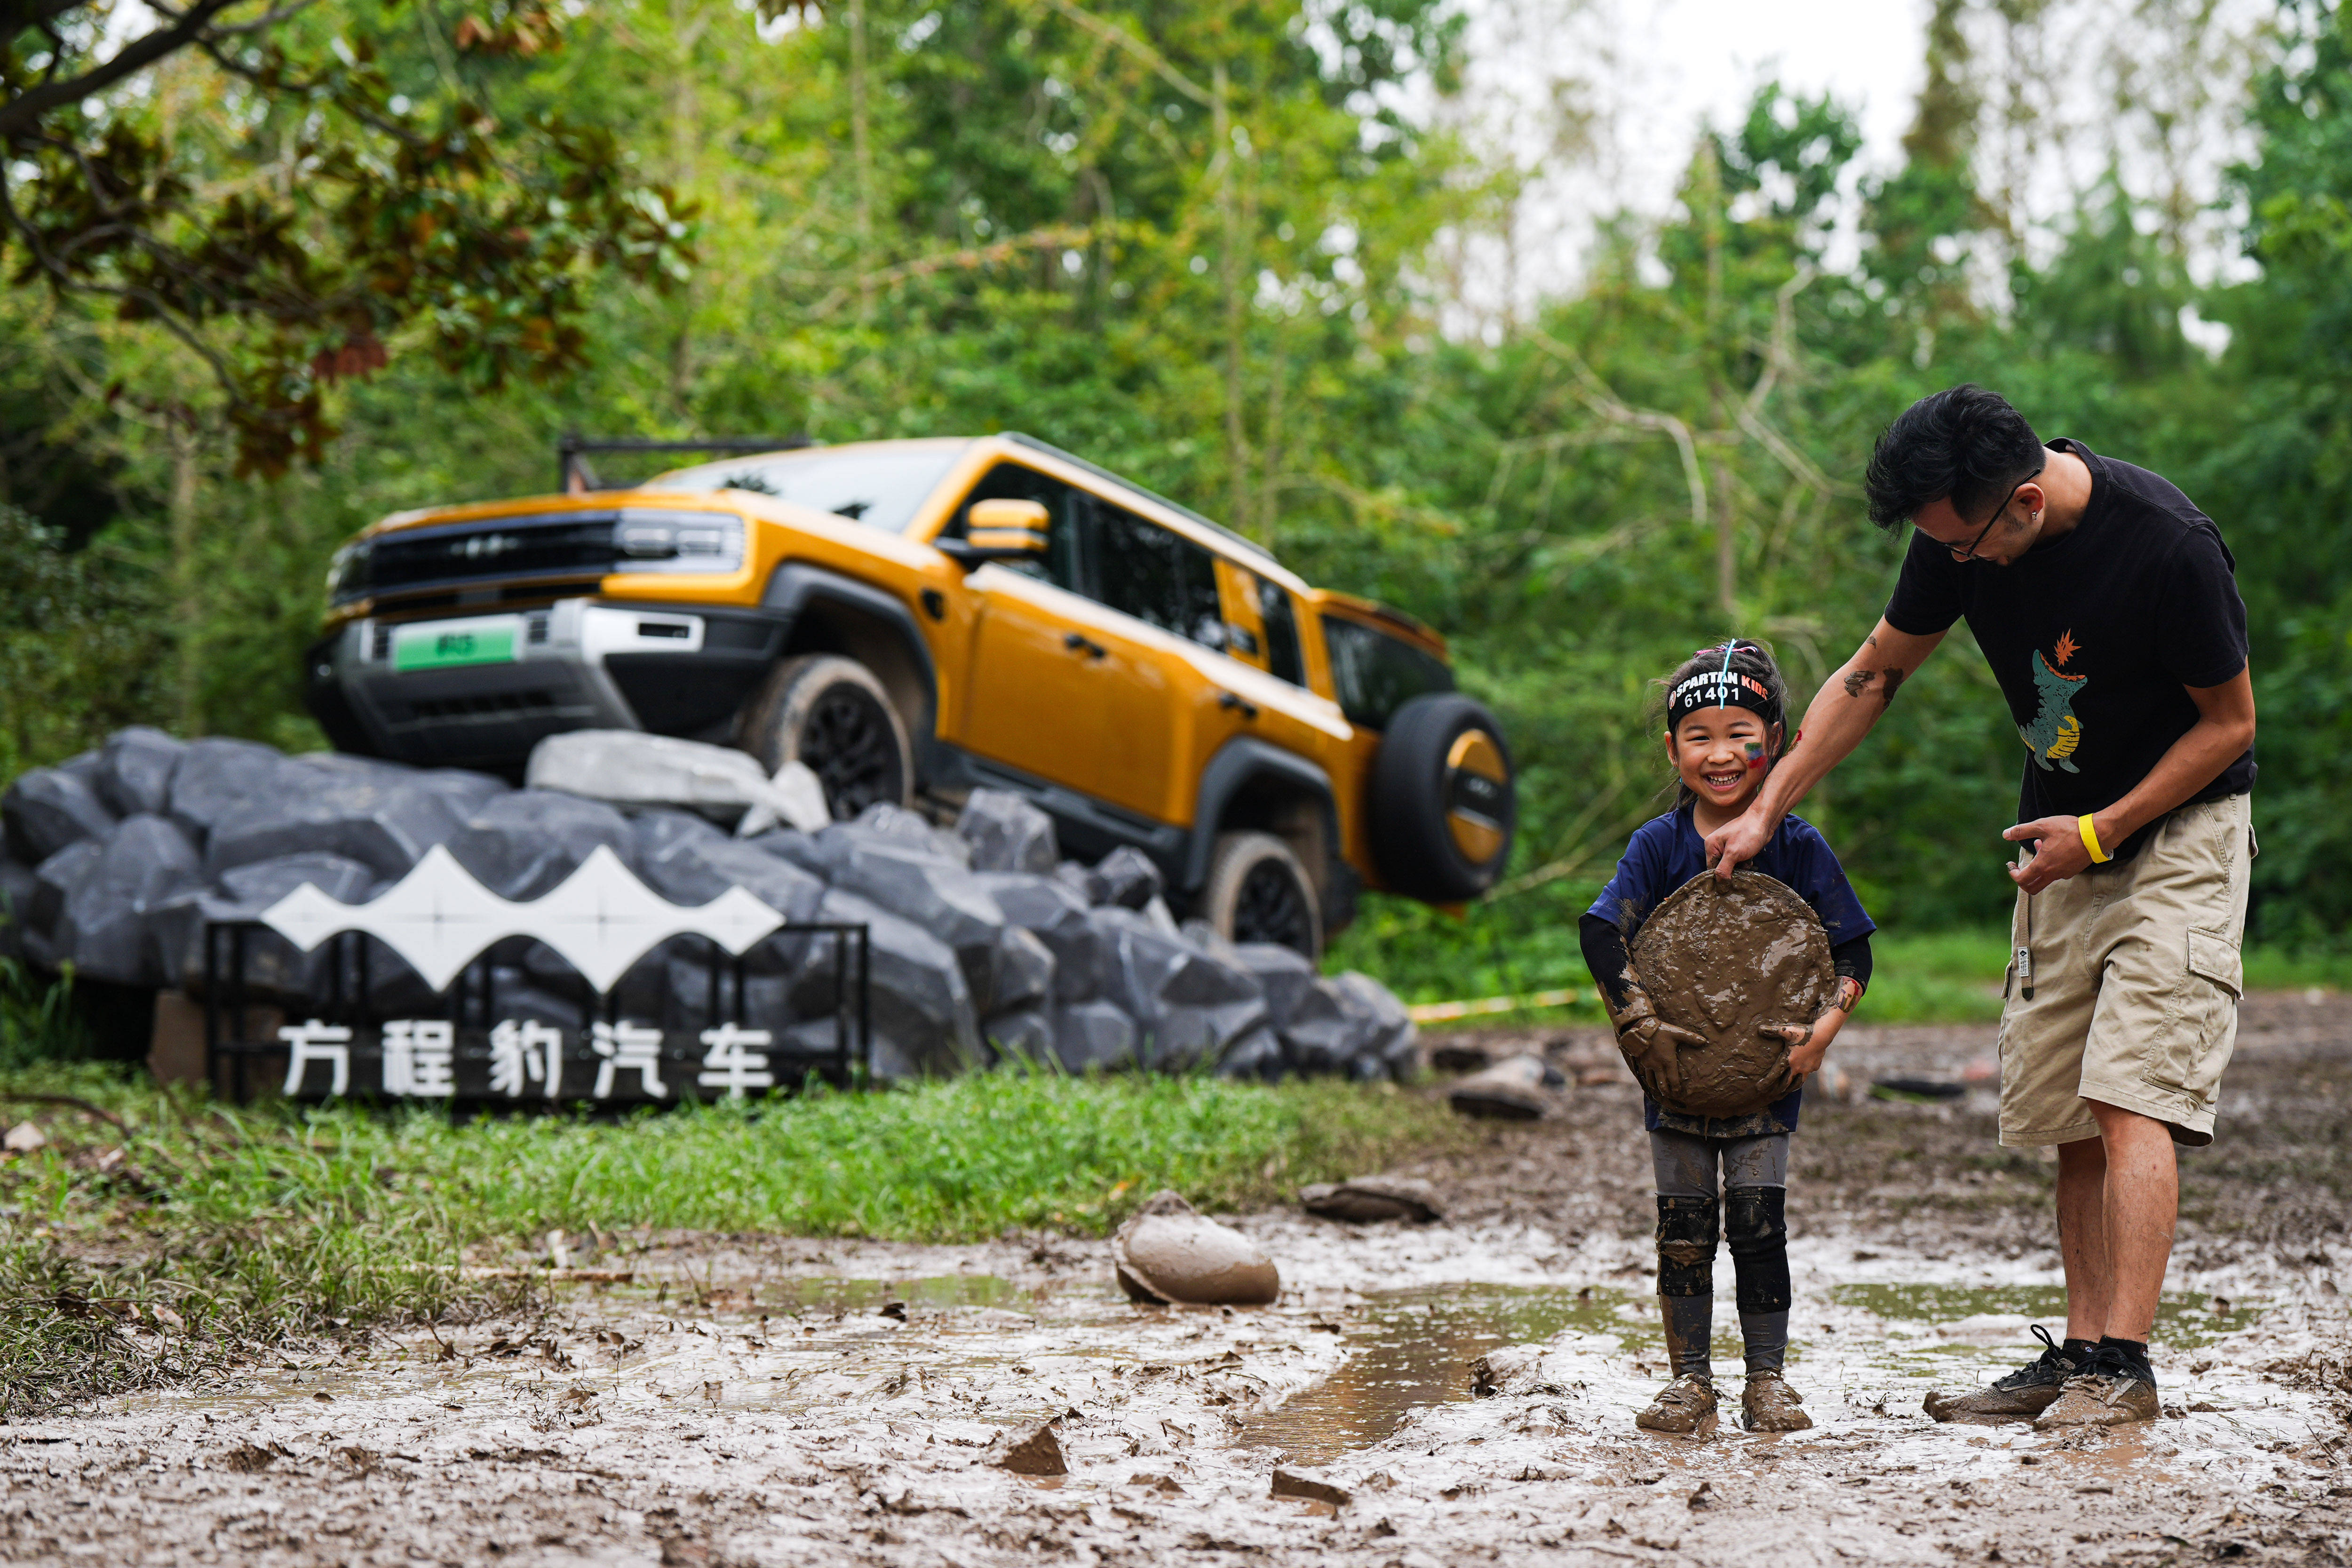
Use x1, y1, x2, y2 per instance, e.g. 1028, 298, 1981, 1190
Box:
305, 434, 1514, 956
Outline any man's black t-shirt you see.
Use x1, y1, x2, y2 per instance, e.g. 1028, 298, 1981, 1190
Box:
1884, 438, 2254, 861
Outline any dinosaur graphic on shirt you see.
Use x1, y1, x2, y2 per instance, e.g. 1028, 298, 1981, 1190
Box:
2019, 634, 2086, 772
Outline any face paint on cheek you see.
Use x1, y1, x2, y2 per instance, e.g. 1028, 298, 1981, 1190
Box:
1744, 741, 1767, 771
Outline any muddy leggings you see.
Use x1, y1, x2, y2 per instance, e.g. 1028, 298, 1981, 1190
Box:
1650, 1129, 1791, 1380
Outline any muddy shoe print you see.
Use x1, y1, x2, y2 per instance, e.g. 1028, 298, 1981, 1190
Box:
1739, 1370, 1812, 1432
1924, 1325, 2085, 1422
2033, 1344, 2161, 1429
1635, 1373, 1719, 1435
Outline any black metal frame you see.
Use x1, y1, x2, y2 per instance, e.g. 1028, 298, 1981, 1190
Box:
202, 921, 872, 1105
558, 434, 812, 495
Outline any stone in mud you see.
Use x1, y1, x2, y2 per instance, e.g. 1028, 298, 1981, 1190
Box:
1445, 1054, 1562, 1120
997, 1421, 1066, 1476
1270, 1467, 1351, 1507
1112, 1189, 1280, 1306
1469, 1343, 1573, 1398
1428, 1040, 1494, 1074
1627, 870, 1836, 1119
2, 765, 118, 865
955, 788, 1059, 875
1298, 1175, 1446, 1225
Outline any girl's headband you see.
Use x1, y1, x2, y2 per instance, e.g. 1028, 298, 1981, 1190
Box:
1667, 643, 1780, 729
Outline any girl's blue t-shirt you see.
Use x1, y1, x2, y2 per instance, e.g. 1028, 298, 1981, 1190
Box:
1588, 804, 1875, 1135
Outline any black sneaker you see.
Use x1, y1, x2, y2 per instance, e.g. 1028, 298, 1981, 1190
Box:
1923, 1324, 2083, 1422
2034, 1342, 2160, 1429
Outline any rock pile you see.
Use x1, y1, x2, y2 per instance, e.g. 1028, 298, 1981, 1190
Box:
0, 729, 1417, 1083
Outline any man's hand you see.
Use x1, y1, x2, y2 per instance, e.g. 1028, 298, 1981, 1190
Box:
1704, 801, 1781, 880
2004, 815, 2095, 893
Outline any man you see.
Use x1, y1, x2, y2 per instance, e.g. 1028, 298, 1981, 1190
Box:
1704, 384, 2257, 1429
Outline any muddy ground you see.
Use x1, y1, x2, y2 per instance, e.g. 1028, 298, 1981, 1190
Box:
5, 993, 2349, 1566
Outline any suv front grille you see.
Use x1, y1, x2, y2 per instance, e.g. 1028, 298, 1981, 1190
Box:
337, 513, 619, 605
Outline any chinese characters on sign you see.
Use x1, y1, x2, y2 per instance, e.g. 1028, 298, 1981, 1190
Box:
276, 1019, 780, 1102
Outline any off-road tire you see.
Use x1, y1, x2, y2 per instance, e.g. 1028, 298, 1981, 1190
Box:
1200, 831, 1322, 960
1366, 692, 1515, 902
739, 654, 912, 821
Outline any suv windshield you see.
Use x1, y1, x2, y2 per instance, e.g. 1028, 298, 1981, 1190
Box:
648, 441, 972, 532
1322, 613, 1454, 729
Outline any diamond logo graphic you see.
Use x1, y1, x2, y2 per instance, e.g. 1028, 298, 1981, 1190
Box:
258, 843, 784, 995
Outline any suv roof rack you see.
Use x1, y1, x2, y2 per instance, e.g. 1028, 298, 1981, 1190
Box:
558, 433, 812, 494
1001, 431, 1275, 565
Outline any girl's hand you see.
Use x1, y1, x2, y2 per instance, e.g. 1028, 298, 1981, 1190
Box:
1768, 1020, 1834, 1078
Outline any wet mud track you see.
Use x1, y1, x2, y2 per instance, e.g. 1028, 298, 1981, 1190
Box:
5, 994, 2350, 1565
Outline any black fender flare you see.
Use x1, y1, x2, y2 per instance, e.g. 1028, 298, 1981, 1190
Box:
1182, 738, 1340, 896
760, 561, 941, 760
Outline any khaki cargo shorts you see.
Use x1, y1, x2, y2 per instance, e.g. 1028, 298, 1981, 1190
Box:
1996, 793, 2253, 1149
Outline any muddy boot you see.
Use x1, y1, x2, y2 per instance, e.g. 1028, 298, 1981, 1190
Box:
1739, 1369, 1812, 1431
1635, 1373, 1718, 1435
1925, 1325, 2085, 1422
2033, 1345, 2159, 1430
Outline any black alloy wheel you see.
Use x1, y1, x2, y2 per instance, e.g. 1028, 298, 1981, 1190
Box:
1232, 855, 1316, 954
800, 681, 903, 819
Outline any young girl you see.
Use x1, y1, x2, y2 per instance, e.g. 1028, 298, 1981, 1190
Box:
1580, 639, 1875, 1435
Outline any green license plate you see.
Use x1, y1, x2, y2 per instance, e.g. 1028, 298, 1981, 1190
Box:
391, 616, 522, 672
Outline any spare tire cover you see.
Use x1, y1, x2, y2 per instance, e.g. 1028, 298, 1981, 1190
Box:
1367, 693, 1515, 903
1627, 870, 1836, 1119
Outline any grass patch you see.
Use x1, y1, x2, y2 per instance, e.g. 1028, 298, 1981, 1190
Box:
0, 1064, 1454, 1419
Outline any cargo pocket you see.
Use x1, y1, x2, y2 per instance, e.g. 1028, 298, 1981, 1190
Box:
2142, 926, 2242, 1106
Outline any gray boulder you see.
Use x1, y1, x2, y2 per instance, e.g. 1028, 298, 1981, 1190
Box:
822, 837, 1007, 1008
1091, 906, 1268, 1071
955, 788, 1058, 875
26, 838, 105, 967
1052, 860, 1108, 906
974, 872, 1110, 1003
1093, 846, 1162, 910
1232, 942, 1320, 1030
56, 814, 206, 986
1048, 998, 1140, 1072
989, 926, 1055, 1015
149, 851, 378, 999
444, 790, 635, 899
982, 1006, 1054, 1063
811, 887, 981, 1078
205, 760, 470, 880
1280, 970, 1419, 1081
166, 738, 298, 846
1334, 969, 1419, 1079
3, 766, 118, 864
0, 859, 38, 963
1215, 1027, 1287, 1081
95, 727, 185, 818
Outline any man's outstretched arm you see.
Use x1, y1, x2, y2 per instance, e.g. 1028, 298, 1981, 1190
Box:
1704, 617, 1947, 875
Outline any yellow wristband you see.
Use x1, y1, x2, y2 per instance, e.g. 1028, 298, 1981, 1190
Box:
2077, 814, 2111, 864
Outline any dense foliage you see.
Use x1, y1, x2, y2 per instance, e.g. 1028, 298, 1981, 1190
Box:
4, 0, 2344, 995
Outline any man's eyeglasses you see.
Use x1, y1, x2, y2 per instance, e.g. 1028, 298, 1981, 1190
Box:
1936, 470, 2042, 564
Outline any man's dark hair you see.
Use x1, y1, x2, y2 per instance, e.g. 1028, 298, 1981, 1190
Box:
1864, 385, 2044, 531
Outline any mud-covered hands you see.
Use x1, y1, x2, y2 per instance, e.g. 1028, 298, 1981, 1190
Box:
1607, 981, 1707, 1098
1770, 1019, 1833, 1078
2003, 812, 2098, 893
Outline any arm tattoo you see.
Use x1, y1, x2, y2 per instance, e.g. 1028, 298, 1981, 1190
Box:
1843, 665, 1910, 706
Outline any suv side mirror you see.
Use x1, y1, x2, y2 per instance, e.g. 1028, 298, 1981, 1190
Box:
939, 498, 1051, 568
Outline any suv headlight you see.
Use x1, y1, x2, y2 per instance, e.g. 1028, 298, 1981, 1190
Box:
326, 539, 373, 604
611, 509, 746, 574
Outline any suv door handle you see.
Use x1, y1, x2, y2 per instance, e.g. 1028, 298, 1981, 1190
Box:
1063, 631, 1106, 660
1218, 691, 1260, 721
